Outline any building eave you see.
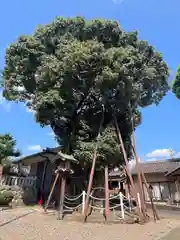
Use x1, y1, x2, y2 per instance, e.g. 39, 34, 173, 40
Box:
165, 166, 180, 177
12, 146, 79, 166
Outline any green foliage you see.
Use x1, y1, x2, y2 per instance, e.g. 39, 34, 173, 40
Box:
1, 158, 12, 174
0, 133, 21, 164
0, 191, 13, 206
2, 17, 169, 168
73, 126, 123, 169
1, 190, 14, 198
172, 66, 180, 99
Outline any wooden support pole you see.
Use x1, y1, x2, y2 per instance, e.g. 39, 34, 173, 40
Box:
57, 174, 66, 220
141, 169, 160, 221
105, 165, 110, 220
131, 130, 147, 219
113, 116, 144, 223
83, 103, 104, 222
137, 192, 141, 212
44, 172, 59, 212
83, 147, 97, 222
175, 180, 180, 205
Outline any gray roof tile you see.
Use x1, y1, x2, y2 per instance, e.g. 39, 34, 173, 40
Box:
131, 159, 180, 175
109, 159, 180, 177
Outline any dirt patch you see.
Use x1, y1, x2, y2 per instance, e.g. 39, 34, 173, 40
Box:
159, 227, 180, 240
0, 208, 35, 227
0, 208, 180, 240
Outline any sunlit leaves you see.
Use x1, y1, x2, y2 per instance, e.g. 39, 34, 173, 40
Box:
2, 17, 170, 168
173, 66, 180, 99
0, 134, 21, 163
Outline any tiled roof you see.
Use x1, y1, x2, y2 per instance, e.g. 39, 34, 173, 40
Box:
109, 159, 180, 177
131, 159, 180, 175
165, 166, 180, 176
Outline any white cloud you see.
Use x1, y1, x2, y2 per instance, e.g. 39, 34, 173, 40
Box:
146, 148, 177, 159
27, 145, 42, 152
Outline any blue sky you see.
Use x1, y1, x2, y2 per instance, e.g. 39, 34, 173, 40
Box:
0, 0, 180, 160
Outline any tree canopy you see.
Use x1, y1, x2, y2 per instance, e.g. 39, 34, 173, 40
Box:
2, 17, 170, 169
0, 133, 21, 164
172, 66, 180, 99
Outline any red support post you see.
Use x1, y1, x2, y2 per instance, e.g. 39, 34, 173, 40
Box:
83, 147, 97, 222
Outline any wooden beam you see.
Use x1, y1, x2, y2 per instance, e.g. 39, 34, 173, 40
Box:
140, 169, 160, 221
114, 116, 145, 223
175, 180, 180, 205
83, 147, 97, 222
131, 130, 147, 219
44, 172, 59, 212
57, 173, 66, 220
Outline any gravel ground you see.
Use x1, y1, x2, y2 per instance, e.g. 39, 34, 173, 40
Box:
0, 208, 35, 226
0, 208, 180, 240
160, 227, 180, 240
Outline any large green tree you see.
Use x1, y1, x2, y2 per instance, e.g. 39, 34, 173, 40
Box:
1, 17, 169, 169
0, 133, 21, 164
172, 66, 180, 99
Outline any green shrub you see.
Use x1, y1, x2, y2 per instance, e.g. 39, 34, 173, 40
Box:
0, 191, 14, 206
2, 190, 14, 199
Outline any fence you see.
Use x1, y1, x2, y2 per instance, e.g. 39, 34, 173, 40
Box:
60, 190, 139, 219
0, 175, 37, 188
